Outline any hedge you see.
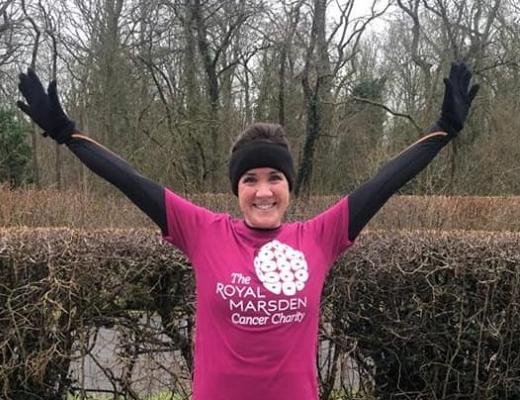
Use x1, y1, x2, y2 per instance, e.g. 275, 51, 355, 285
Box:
1, 228, 520, 399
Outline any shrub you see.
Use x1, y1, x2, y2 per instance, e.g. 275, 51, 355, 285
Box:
2, 229, 520, 399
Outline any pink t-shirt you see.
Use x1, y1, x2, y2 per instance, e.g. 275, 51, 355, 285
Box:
162, 189, 353, 400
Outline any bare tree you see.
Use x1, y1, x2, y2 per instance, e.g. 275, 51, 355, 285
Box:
20, 0, 42, 187
191, 0, 258, 189
0, 0, 22, 79
394, 0, 503, 189
295, 0, 387, 195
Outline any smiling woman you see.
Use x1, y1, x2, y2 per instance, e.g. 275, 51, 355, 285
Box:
16, 61, 479, 400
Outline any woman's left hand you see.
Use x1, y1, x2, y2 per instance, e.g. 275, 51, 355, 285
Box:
436, 61, 480, 137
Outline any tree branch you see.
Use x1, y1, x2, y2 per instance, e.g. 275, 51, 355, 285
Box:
325, 96, 423, 133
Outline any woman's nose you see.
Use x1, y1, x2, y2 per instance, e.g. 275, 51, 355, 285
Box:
256, 183, 273, 197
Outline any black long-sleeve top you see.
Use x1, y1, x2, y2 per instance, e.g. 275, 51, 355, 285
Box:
66, 130, 451, 241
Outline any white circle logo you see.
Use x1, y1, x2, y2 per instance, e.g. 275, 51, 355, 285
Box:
254, 240, 309, 296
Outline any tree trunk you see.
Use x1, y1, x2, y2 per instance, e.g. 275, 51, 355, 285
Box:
21, 0, 41, 187
295, 0, 331, 196
48, 21, 62, 189
278, 2, 302, 126
193, 0, 220, 190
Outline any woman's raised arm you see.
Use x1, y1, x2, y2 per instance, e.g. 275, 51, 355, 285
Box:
348, 61, 479, 241
17, 69, 167, 234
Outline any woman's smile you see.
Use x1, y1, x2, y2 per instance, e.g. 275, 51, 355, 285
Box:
254, 202, 276, 210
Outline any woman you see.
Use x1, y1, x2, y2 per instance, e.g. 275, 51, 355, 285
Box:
17, 62, 478, 400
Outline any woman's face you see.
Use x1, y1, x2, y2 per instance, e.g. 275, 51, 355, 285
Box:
238, 167, 290, 229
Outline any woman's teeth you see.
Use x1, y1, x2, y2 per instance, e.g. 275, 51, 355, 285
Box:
255, 204, 275, 210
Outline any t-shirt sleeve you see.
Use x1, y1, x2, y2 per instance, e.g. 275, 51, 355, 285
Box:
303, 196, 354, 267
161, 188, 217, 257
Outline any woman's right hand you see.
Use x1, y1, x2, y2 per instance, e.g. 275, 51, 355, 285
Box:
17, 69, 76, 144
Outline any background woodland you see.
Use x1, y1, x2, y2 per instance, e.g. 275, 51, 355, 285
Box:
0, 0, 518, 196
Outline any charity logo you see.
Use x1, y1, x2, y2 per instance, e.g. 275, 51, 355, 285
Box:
254, 240, 309, 296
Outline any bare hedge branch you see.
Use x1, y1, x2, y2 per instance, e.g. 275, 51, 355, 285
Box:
1, 228, 520, 399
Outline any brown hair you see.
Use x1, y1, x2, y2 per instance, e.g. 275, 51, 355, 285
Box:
230, 123, 290, 154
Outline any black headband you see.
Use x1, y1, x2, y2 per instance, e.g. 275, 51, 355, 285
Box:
229, 142, 295, 196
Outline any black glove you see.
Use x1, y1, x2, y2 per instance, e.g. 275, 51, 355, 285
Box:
434, 61, 480, 137
17, 68, 76, 144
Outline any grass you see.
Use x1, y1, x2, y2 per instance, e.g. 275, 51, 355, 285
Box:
2, 185, 520, 231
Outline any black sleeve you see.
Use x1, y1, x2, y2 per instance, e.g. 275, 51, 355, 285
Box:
348, 131, 451, 241
66, 134, 167, 234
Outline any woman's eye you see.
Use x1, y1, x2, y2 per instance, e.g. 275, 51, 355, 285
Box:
243, 177, 255, 183
270, 175, 282, 181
